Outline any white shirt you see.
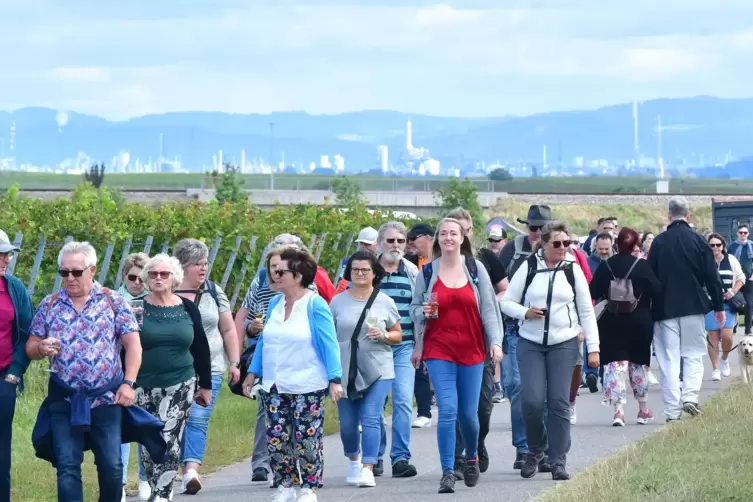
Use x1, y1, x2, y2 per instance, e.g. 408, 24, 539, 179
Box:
261, 291, 329, 394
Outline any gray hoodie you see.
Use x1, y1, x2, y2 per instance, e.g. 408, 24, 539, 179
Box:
410, 257, 504, 356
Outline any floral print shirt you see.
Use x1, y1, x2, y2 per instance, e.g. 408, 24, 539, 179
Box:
30, 282, 139, 407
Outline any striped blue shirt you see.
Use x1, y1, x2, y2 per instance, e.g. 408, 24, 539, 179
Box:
379, 261, 414, 343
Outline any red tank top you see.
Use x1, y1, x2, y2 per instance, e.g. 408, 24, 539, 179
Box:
423, 278, 485, 366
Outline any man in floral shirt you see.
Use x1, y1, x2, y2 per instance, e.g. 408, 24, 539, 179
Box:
26, 241, 142, 502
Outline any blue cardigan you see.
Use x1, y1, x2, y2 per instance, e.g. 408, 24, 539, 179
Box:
4, 274, 32, 383
249, 293, 342, 382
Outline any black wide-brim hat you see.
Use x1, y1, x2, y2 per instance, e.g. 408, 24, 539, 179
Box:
517, 205, 553, 227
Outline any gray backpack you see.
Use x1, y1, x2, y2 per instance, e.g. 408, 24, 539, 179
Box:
604, 258, 641, 314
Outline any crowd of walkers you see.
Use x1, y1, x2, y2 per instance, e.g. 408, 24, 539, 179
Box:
0, 193, 737, 501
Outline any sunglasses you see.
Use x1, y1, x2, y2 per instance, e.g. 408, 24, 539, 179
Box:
351, 268, 372, 276
147, 271, 172, 280
488, 238, 502, 243
529, 226, 543, 232
58, 269, 87, 278
127, 274, 143, 283
709, 243, 724, 248
550, 240, 572, 249
385, 238, 406, 245
273, 269, 294, 278
739, 231, 749, 235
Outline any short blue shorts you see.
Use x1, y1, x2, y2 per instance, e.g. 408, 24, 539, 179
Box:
704, 306, 736, 331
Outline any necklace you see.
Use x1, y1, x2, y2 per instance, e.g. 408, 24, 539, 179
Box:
350, 288, 373, 300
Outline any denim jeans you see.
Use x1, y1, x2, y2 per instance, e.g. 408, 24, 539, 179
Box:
49, 401, 123, 502
338, 379, 393, 465
0, 380, 16, 502
181, 374, 223, 465
425, 359, 483, 472
502, 323, 528, 454
455, 359, 494, 459
120, 443, 146, 484
378, 342, 415, 465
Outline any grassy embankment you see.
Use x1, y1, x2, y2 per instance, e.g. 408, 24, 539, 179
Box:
537, 383, 753, 502
13, 363, 376, 501
6, 171, 753, 194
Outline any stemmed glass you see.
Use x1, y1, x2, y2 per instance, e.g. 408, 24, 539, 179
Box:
42, 338, 61, 373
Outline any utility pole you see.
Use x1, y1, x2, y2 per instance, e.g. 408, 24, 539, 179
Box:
656, 114, 664, 179
269, 122, 275, 190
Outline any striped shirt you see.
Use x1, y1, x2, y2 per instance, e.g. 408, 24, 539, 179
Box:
379, 261, 414, 343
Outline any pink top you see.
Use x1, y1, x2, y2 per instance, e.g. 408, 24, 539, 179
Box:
0, 278, 15, 370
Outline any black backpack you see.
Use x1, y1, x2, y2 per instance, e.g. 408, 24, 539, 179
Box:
422, 255, 479, 290
520, 254, 577, 306
176, 279, 220, 308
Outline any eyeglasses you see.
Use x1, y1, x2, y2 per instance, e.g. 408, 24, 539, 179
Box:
739, 231, 749, 235
385, 238, 406, 245
351, 268, 373, 276
194, 261, 209, 269
550, 240, 572, 249
529, 226, 543, 232
127, 274, 143, 283
273, 269, 294, 278
709, 243, 724, 248
58, 269, 88, 278
147, 271, 172, 280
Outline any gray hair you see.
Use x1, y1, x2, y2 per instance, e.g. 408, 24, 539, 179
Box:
668, 196, 690, 220
378, 221, 408, 244
141, 253, 184, 290
173, 239, 209, 269
58, 241, 97, 268
270, 233, 305, 250
532, 220, 570, 254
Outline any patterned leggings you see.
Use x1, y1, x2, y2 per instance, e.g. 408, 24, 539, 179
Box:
601, 362, 649, 406
135, 378, 195, 502
263, 385, 326, 489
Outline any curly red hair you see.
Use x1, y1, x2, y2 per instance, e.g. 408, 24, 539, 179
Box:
616, 227, 640, 254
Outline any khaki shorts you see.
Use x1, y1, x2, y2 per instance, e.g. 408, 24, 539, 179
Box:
576, 340, 584, 366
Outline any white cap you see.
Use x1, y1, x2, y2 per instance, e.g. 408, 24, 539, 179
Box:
355, 227, 378, 245
0, 230, 19, 253
488, 228, 505, 240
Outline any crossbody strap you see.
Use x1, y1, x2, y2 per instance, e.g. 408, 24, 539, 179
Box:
347, 288, 380, 397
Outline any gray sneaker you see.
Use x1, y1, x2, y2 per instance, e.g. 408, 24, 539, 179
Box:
683, 402, 702, 417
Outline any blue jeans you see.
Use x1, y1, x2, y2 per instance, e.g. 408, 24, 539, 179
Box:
378, 342, 415, 465
338, 379, 393, 465
0, 380, 16, 502
49, 401, 123, 502
120, 443, 146, 484
502, 323, 528, 454
425, 359, 483, 472
180, 374, 223, 465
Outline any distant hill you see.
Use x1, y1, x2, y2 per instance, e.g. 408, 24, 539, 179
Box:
1, 96, 751, 171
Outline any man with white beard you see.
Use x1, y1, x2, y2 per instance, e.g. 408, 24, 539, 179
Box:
373, 222, 420, 478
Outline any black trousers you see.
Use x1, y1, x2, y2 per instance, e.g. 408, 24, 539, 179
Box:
455, 359, 494, 459
743, 281, 753, 334
414, 365, 433, 419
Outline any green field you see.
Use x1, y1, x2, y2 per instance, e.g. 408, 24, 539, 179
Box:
5, 171, 753, 194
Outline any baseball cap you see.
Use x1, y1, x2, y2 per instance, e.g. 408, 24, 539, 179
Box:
355, 227, 378, 245
488, 228, 506, 241
0, 230, 19, 253
407, 223, 435, 241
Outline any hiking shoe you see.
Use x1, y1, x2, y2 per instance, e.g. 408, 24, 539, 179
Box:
478, 442, 489, 473
491, 382, 504, 403
538, 456, 552, 473
586, 373, 599, 393
252, 468, 269, 482
612, 411, 625, 427
412, 416, 431, 428
439, 471, 455, 494
520, 452, 544, 479
569, 404, 577, 425
683, 401, 702, 416
513, 452, 525, 470
373, 459, 384, 477
551, 465, 570, 481
711, 369, 721, 381
637, 409, 654, 425
721, 359, 731, 377
453, 458, 464, 481
463, 459, 480, 487
391, 460, 417, 478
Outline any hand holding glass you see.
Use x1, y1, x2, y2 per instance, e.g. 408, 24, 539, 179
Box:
423, 293, 439, 319
42, 338, 62, 373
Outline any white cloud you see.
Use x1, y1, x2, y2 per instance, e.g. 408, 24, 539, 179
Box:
50, 67, 112, 83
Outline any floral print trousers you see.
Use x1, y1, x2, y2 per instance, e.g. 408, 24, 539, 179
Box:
263, 385, 326, 489
135, 378, 195, 502
601, 361, 649, 406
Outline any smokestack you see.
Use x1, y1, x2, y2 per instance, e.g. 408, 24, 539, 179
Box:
633, 100, 639, 160
405, 119, 413, 150
241, 148, 246, 173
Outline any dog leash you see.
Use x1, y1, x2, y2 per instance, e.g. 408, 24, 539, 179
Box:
705, 335, 740, 355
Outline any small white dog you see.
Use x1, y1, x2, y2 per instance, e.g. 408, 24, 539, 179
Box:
738, 336, 753, 384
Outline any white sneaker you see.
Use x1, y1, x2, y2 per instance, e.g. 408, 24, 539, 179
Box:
569, 404, 577, 425
298, 488, 317, 502
346, 460, 362, 486
411, 416, 431, 428
647, 370, 659, 386
181, 468, 202, 494
711, 369, 721, 381
138, 480, 151, 501
358, 467, 376, 487
271, 486, 297, 502
721, 359, 731, 377
122, 486, 126, 502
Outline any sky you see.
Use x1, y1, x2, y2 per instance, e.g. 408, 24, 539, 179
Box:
2, 0, 753, 120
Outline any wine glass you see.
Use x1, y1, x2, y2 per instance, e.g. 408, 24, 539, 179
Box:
43, 338, 61, 373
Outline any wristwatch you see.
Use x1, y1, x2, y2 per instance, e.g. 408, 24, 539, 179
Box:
123, 379, 136, 388
4, 374, 19, 384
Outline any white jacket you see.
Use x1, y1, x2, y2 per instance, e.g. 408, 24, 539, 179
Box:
500, 251, 599, 353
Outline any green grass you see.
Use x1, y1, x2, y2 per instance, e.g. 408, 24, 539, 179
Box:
536, 383, 753, 502
13, 364, 370, 501
5, 171, 753, 194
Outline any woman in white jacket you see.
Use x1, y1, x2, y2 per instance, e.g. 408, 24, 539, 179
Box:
500, 220, 599, 482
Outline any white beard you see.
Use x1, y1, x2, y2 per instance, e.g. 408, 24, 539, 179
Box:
383, 250, 404, 264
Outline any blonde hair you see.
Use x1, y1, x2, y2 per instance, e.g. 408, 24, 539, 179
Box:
122, 252, 149, 278
432, 218, 474, 258
532, 220, 570, 255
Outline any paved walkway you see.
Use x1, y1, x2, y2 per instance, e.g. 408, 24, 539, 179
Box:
153, 356, 733, 502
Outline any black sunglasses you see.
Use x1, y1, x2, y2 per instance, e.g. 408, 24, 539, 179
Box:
127, 274, 143, 283
488, 238, 502, 243
550, 240, 572, 249
147, 271, 172, 280
529, 225, 543, 232
58, 269, 87, 278
386, 238, 406, 244
709, 242, 724, 248
273, 269, 294, 278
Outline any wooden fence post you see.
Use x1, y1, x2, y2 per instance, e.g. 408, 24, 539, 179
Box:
206, 236, 222, 279
6, 232, 22, 276
142, 235, 154, 255
52, 236, 74, 293
220, 236, 243, 291
113, 238, 134, 290
97, 241, 116, 285
27, 236, 47, 296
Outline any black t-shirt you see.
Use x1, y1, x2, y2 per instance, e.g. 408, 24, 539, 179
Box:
498, 236, 533, 280
477, 248, 505, 290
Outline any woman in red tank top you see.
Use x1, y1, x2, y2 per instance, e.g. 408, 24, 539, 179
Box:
410, 218, 503, 494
